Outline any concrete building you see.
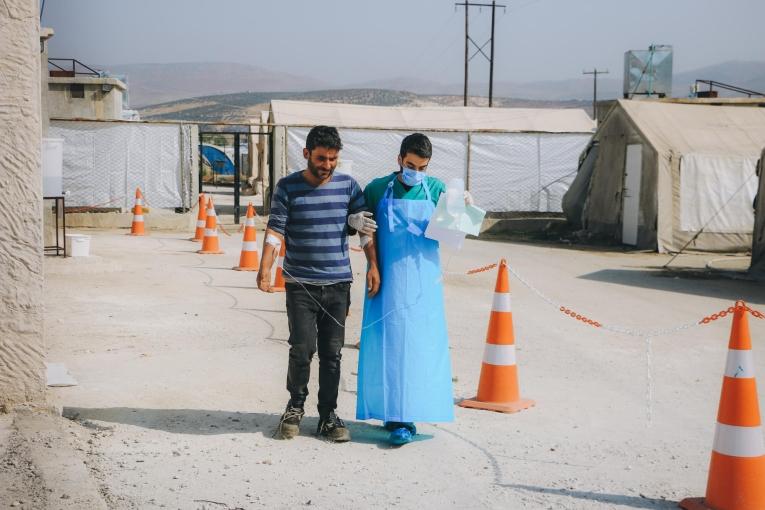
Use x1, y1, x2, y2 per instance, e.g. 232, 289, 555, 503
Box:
47, 65, 128, 120
0, 0, 46, 409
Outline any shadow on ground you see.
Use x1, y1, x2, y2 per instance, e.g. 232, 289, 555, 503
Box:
63, 407, 280, 436
501, 483, 676, 509
577, 268, 765, 302
345, 421, 434, 449
61, 407, 425, 448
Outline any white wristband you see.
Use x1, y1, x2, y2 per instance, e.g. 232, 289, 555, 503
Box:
266, 234, 281, 247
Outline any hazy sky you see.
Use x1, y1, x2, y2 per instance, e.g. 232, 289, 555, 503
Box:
43, 0, 764, 85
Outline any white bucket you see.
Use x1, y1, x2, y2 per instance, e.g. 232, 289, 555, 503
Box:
65, 234, 91, 257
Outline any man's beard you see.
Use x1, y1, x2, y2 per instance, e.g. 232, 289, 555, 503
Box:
307, 159, 334, 180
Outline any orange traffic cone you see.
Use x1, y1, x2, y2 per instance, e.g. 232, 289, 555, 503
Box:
272, 240, 286, 292
130, 187, 146, 236
191, 193, 206, 241
458, 259, 534, 413
234, 203, 259, 271
680, 301, 765, 510
197, 197, 224, 255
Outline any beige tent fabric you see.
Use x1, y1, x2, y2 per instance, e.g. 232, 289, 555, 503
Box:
568, 100, 765, 253
619, 100, 765, 156
270, 100, 595, 134
751, 149, 765, 277
626, 101, 765, 253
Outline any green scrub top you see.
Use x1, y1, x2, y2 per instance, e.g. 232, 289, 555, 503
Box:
364, 172, 446, 218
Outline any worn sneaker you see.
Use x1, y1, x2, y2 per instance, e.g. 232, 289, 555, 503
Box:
316, 411, 351, 442
277, 404, 304, 439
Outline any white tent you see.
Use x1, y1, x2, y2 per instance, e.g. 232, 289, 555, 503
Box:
751, 148, 765, 277
268, 100, 594, 213
564, 100, 765, 252
50, 120, 197, 210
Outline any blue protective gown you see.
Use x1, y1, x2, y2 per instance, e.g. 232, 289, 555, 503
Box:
356, 178, 455, 423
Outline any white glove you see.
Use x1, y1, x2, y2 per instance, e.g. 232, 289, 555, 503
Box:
464, 190, 475, 206
348, 211, 377, 235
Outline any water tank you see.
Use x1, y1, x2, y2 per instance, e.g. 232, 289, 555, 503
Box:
623, 45, 673, 99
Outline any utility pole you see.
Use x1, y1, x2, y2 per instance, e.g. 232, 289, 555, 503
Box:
463, 5, 469, 106
455, 1, 506, 107
583, 68, 608, 121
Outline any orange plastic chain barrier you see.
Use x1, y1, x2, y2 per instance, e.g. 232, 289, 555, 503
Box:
466, 262, 498, 275
700, 303, 765, 324
216, 223, 234, 237
559, 306, 602, 328
555, 302, 764, 330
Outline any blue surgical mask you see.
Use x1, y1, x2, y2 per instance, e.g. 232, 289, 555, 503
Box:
401, 167, 425, 186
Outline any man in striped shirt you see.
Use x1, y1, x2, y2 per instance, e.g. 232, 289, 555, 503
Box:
258, 126, 380, 442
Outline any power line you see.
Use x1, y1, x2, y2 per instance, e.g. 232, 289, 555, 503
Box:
455, 1, 506, 107
582, 68, 608, 121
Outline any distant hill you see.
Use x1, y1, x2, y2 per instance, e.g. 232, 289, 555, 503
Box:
120, 59, 765, 114
105, 62, 329, 107
139, 89, 423, 122
351, 61, 765, 101
138, 89, 591, 122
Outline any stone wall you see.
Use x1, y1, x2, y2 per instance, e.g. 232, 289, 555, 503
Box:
0, 0, 46, 408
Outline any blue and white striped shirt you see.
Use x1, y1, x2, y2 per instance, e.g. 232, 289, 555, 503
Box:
267, 171, 366, 283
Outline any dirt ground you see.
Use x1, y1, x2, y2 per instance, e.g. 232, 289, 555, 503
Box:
33, 218, 765, 509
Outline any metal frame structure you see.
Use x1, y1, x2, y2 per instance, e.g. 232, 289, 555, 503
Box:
48, 58, 100, 77
43, 196, 66, 257
198, 125, 273, 224
694, 80, 765, 98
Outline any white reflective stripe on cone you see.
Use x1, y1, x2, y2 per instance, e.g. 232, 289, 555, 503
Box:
713, 423, 765, 457
483, 343, 516, 366
135, 199, 143, 205
196, 220, 206, 227
204, 229, 218, 237
277, 258, 284, 268
245, 218, 256, 227
725, 349, 756, 379
208, 210, 217, 217
132, 215, 144, 222
492, 292, 512, 313
242, 241, 258, 252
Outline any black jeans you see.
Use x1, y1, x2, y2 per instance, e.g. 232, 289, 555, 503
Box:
285, 281, 350, 418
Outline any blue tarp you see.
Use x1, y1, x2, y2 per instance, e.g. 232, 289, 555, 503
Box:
200, 144, 235, 176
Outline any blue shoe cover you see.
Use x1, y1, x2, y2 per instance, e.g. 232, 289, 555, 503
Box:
384, 422, 417, 434
389, 427, 413, 445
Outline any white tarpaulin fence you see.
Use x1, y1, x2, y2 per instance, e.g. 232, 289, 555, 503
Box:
680, 153, 759, 233
285, 127, 591, 213
49, 121, 195, 209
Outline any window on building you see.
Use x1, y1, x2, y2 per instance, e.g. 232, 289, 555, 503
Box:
70, 84, 85, 99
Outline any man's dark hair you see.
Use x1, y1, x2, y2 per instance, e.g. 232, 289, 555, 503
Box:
399, 133, 432, 159
306, 125, 343, 152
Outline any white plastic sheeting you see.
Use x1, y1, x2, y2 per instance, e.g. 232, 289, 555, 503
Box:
285, 128, 590, 212
469, 133, 591, 212
287, 128, 467, 189
49, 121, 195, 209
680, 153, 759, 233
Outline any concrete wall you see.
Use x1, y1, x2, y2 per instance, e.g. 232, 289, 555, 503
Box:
0, 0, 46, 408
48, 77, 125, 120
40, 27, 53, 135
